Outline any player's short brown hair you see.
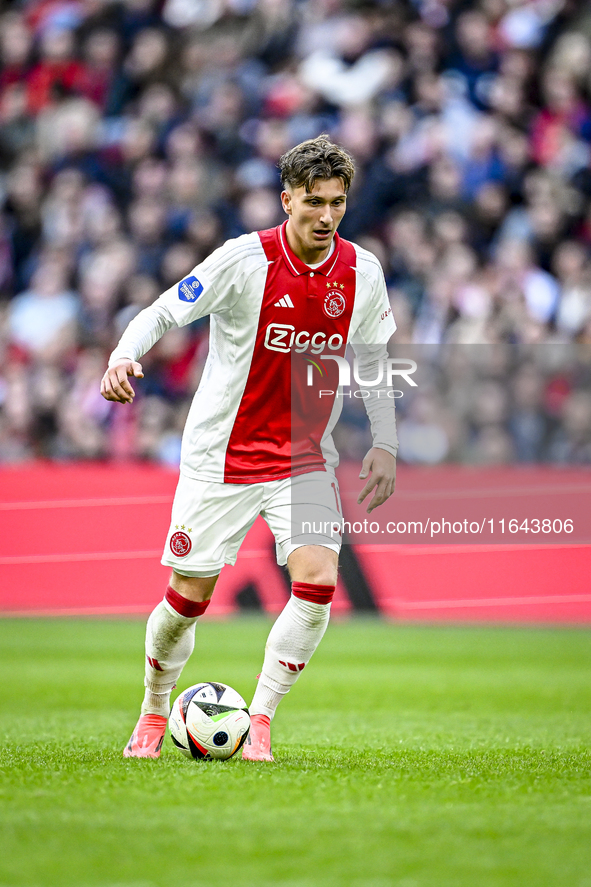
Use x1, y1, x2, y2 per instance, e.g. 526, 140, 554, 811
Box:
278, 134, 356, 193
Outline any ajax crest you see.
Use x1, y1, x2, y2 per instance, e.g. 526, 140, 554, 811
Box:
323, 290, 345, 318
170, 531, 192, 557
178, 276, 204, 302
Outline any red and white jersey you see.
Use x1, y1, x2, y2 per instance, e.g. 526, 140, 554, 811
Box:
113, 222, 395, 483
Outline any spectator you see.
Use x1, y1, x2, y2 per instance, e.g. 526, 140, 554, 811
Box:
0, 12, 33, 101
26, 26, 88, 114
8, 257, 78, 360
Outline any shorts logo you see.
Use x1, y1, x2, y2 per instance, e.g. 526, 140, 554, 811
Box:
170, 531, 192, 557
178, 276, 204, 302
323, 291, 345, 318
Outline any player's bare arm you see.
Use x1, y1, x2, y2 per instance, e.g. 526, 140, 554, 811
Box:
357, 446, 396, 513
100, 359, 144, 404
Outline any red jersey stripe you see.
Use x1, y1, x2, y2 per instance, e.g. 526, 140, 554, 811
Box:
223, 224, 356, 483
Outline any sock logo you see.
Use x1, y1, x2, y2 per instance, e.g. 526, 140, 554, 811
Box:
146, 656, 164, 671
279, 660, 305, 672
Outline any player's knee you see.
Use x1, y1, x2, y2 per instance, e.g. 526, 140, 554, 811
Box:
291, 564, 337, 587
287, 546, 338, 587
170, 570, 218, 602
308, 568, 337, 587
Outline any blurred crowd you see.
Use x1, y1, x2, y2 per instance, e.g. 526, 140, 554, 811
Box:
1, 0, 591, 465
337, 344, 591, 465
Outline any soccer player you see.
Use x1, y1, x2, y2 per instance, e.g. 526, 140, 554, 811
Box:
100, 135, 398, 761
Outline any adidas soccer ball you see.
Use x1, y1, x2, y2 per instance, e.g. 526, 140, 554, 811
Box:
169, 682, 250, 761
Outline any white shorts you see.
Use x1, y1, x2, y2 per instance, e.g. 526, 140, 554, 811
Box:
161, 470, 343, 577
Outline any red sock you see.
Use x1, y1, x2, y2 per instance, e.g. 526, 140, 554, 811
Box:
291, 581, 335, 605
165, 585, 211, 618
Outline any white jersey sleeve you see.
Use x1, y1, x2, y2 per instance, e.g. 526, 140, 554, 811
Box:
348, 246, 396, 346
108, 233, 264, 365
354, 344, 399, 457
108, 302, 176, 365
349, 244, 398, 457
160, 234, 263, 327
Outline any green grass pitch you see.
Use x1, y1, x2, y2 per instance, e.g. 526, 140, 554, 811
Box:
0, 618, 590, 887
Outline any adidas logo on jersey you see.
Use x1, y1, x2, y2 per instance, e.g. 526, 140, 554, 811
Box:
274, 294, 294, 308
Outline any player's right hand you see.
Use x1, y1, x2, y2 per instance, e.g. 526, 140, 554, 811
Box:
100, 359, 144, 403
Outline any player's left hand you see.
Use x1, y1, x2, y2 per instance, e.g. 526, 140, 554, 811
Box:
357, 447, 396, 514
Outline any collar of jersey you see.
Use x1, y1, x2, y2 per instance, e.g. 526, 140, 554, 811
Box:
277, 221, 341, 278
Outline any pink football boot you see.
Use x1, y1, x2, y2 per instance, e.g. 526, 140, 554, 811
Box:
242, 714, 274, 762
123, 714, 168, 758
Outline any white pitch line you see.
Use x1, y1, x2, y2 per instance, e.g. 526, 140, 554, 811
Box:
0, 550, 162, 565
0, 604, 238, 618
355, 543, 590, 554
0, 603, 162, 617
340, 483, 591, 501
0, 548, 271, 566
0, 495, 172, 511
385, 594, 591, 610
4, 544, 584, 565
4, 484, 590, 510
